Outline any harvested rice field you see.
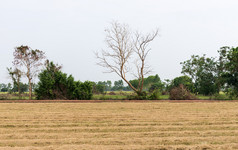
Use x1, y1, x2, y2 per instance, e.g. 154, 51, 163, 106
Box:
0, 102, 238, 150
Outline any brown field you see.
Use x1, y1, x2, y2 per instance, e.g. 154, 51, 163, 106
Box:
0, 102, 238, 150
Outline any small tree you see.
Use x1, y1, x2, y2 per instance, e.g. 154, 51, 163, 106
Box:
7, 67, 22, 96
129, 74, 164, 92
112, 80, 124, 91
0, 83, 8, 92
92, 81, 106, 94
13, 45, 45, 99
96, 22, 158, 97
169, 76, 194, 93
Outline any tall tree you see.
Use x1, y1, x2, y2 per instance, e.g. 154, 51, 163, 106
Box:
96, 22, 158, 96
218, 46, 238, 97
13, 45, 45, 99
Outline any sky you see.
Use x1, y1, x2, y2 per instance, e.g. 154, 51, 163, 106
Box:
0, 0, 238, 84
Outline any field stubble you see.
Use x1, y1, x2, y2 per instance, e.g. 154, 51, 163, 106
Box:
0, 102, 238, 149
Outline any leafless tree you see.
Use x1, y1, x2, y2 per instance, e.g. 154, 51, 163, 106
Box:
133, 30, 158, 94
13, 45, 46, 100
96, 22, 158, 96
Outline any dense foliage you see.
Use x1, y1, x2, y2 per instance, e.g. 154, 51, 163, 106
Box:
11, 82, 28, 93
112, 80, 124, 91
181, 55, 219, 95
218, 47, 238, 97
169, 76, 194, 92
130, 74, 164, 92
35, 61, 93, 100
0, 83, 12, 92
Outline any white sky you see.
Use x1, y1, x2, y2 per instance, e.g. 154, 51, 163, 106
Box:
0, 0, 238, 84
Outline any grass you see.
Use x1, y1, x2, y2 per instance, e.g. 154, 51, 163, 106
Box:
93, 92, 233, 100
92, 91, 134, 100
0, 91, 237, 100
0, 102, 238, 149
0, 92, 35, 100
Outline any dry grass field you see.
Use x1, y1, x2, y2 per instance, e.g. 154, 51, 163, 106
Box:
0, 102, 238, 150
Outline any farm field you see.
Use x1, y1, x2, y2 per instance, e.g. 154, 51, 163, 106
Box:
0, 102, 238, 150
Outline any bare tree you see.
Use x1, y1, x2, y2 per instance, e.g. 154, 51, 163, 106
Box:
96, 22, 158, 96
134, 30, 158, 94
13, 45, 46, 100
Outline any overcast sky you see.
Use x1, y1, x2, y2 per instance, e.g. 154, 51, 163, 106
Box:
0, 0, 238, 84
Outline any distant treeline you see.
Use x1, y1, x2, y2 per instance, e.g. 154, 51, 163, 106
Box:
2, 45, 238, 100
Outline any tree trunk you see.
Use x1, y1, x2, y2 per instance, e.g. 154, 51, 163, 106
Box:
17, 78, 20, 98
29, 78, 32, 100
121, 76, 138, 93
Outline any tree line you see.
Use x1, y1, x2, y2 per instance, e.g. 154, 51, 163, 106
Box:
2, 21, 238, 100
3, 45, 238, 100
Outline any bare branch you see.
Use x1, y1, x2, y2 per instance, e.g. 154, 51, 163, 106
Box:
96, 21, 158, 95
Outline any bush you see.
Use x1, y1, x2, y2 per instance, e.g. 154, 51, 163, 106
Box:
35, 61, 93, 100
210, 93, 228, 100
73, 81, 93, 100
147, 90, 160, 100
169, 84, 196, 100
224, 88, 237, 100
169, 76, 195, 93
126, 91, 147, 100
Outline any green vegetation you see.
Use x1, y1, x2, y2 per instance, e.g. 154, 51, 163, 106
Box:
1, 35, 238, 100
181, 54, 219, 95
35, 61, 93, 100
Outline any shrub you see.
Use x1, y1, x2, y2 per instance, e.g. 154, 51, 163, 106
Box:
73, 81, 93, 100
169, 84, 196, 100
126, 91, 147, 100
35, 61, 93, 100
147, 90, 160, 100
210, 93, 228, 100
169, 76, 195, 93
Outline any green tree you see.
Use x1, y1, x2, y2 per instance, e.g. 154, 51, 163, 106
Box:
12, 82, 28, 93
129, 74, 164, 92
94, 81, 106, 94
181, 54, 219, 95
7, 83, 12, 93
169, 76, 194, 93
0, 83, 8, 92
92, 80, 112, 94
105, 80, 112, 91
112, 80, 124, 91
218, 46, 238, 97
35, 61, 92, 100
7, 67, 22, 96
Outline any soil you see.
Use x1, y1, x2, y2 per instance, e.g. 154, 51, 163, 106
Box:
0, 100, 238, 103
